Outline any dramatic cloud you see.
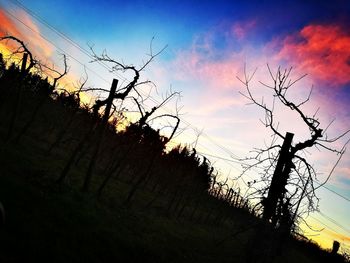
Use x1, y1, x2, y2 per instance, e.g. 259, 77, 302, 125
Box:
0, 9, 23, 37
0, 8, 54, 61
0, 9, 25, 56
174, 22, 350, 94
274, 24, 350, 88
170, 21, 350, 142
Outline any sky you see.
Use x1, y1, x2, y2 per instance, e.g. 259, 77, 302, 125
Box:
0, 0, 349, 252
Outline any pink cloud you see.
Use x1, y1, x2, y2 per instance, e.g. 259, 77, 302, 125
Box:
173, 50, 241, 90
173, 22, 350, 93
231, 20, 257, 40
172, 32, 252, 92
14, 9, 54, 58
274, 24, 350, 88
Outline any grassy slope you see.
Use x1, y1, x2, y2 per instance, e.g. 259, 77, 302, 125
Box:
0, 143, 249, 263
0, 71, 341, 263
0, 145, 317, 263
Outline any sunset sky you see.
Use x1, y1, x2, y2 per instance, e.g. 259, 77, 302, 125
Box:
0, 0, 349, 251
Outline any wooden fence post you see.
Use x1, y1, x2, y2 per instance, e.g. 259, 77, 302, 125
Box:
82, 79, 118, 192
20, 52, 28, 75
331, 240, 340, 255
102, 78, 118, 124
263, 132, 294, 223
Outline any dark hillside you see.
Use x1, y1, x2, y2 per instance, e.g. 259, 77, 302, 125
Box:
0, 54, 347, 262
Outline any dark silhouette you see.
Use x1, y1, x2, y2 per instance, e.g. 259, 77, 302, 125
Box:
0, 36, 348, 262
237, 65, 349, 262
332, 241, 340, 255
0, 201, 4, 227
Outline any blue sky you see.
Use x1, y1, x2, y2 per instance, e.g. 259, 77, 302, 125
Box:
17, 0, 350, 50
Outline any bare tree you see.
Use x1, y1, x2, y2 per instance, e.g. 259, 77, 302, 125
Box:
0, 35, 40, 139
237, 65, 349, 232
79, 40, 171, 192
0, 35, 38, 74
88, 39, 167, 118
14, 53, 70, 143
42, 53, 69, 88
0, 35, 69, 90
132, 89, 181, 143
0, 35, 69, 140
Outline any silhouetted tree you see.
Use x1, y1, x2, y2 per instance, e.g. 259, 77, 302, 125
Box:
237, 66, 350, 263
88, 38, 167, 118
237, 65, 349, 231
0, 36, 73, 142
42, 53, 69, 88
0, 36, 37, 139
0, 35, 38, 74
14, 55, 68, 142
78, 40, 180, 193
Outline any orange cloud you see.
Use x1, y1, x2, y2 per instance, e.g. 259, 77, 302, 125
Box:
0, 7, 54, 62
275, 24, 350, 88
0, 9, 23, 38
0, 7, 92, 106
0, 9, 25, 56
